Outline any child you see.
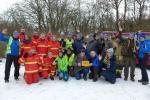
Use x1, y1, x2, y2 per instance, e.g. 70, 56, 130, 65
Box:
90, 51, 101, 82
73, 49, 90, 80
66, 48, 75, 77
19, 49, 41, 84
41, 52, 56, 80
53, 51, 69, 81
101, 48, 116, 84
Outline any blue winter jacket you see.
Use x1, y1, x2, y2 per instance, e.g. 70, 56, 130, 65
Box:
91, 56, 101, 68
0, 33, 20, 56
138, 41, 150, 59
73, 39, 83, 55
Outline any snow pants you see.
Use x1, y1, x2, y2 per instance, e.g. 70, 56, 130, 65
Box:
139, 57, 149, 82
101, 70, 116, 84
25, 73, 39, 84
75, 68, 89, 80
89, 67, 100, 80
123, 57, 135, 79
58, 71, 69, 81
42, 65, 56, 79
4, 54, 20, 81
116, 64, 123, 78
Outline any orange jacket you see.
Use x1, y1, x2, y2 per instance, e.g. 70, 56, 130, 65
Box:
32, 35, 40, 46
36, 39, 49, 56
20, 42, 36, 57
19, 54, 41, 74
48, 41, 60, 58
42, 56, 55, 71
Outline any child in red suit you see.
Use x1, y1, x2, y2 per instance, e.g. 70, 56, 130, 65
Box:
19, 49, 42, 84
41, 52, 57, 80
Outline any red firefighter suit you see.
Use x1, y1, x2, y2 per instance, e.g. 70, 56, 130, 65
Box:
19, 54, 41, 84
41, 56, 56, 79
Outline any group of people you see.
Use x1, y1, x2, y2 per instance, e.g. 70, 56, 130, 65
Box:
0, 28, 149, 85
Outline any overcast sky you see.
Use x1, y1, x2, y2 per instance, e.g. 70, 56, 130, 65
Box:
0, 0, 21, 14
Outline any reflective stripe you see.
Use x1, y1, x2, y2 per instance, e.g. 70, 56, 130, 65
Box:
19, 58, 24, 63
51, 71, 55, 72
21, 46, 31, 49
6, 37, 21, 55
25, 70, 39, 74
51, 48, 59, 50
43, 64, 51, 66
6, 37, 13, 54
25, 62, 37, 64
52, 55, 57, 58
38, 54, 47, 56
37, 45, 48, 47
42, 68, 49, 71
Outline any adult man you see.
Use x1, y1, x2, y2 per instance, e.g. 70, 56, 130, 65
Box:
73, 34, 83, 55
19, 27, 26, 43
0, 29, 20, 83
122, 33, 136, 81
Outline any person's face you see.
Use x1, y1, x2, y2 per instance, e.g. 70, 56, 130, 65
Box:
140, 37, 145, 41
81, 52, 85, 57
52, 36, 56, 41
77, 36, 81, 40
90, 51, 96, 57
59, 52, 63, 57
67, 50, 71, 55
25, 35, 29, 40
2, 29, 8, 34
29, 49, 36, 55
68, 35, 72, 40
34, 32, 38, 36
20, 28, 26, 33
129, 36, 134, 40
13, 34, 19, 38
40, 33, 46, 40
106, 52, 111, 58
48, 53, 52, 58
73, 35, 77, 40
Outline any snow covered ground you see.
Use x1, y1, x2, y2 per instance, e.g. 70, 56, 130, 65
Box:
0, 59, 150, 100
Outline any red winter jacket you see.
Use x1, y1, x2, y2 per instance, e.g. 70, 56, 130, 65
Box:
42, 56, 55, 71
48, 41, 60, 58
32, 35, 40, 46
19, 54, 41, 74
36, 39, 49, 56
20, 42, 36, 57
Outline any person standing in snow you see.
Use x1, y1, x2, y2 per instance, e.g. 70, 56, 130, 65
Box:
64, 32, 74, 50
122, 33, 136, 81
136, 33, 149, 85
0, 29, 20, 83
112, 38, 123, 78
73, 34, 83, 55
19, 27, 26, 43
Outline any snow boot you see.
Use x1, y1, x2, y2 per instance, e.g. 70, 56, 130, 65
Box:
50, 76, 54, 80
142, 81, 149, 85
138, 79, 143, 83
5, 80, 9, 83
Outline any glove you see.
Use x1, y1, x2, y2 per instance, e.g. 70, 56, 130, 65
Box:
24, 53, 28, 58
